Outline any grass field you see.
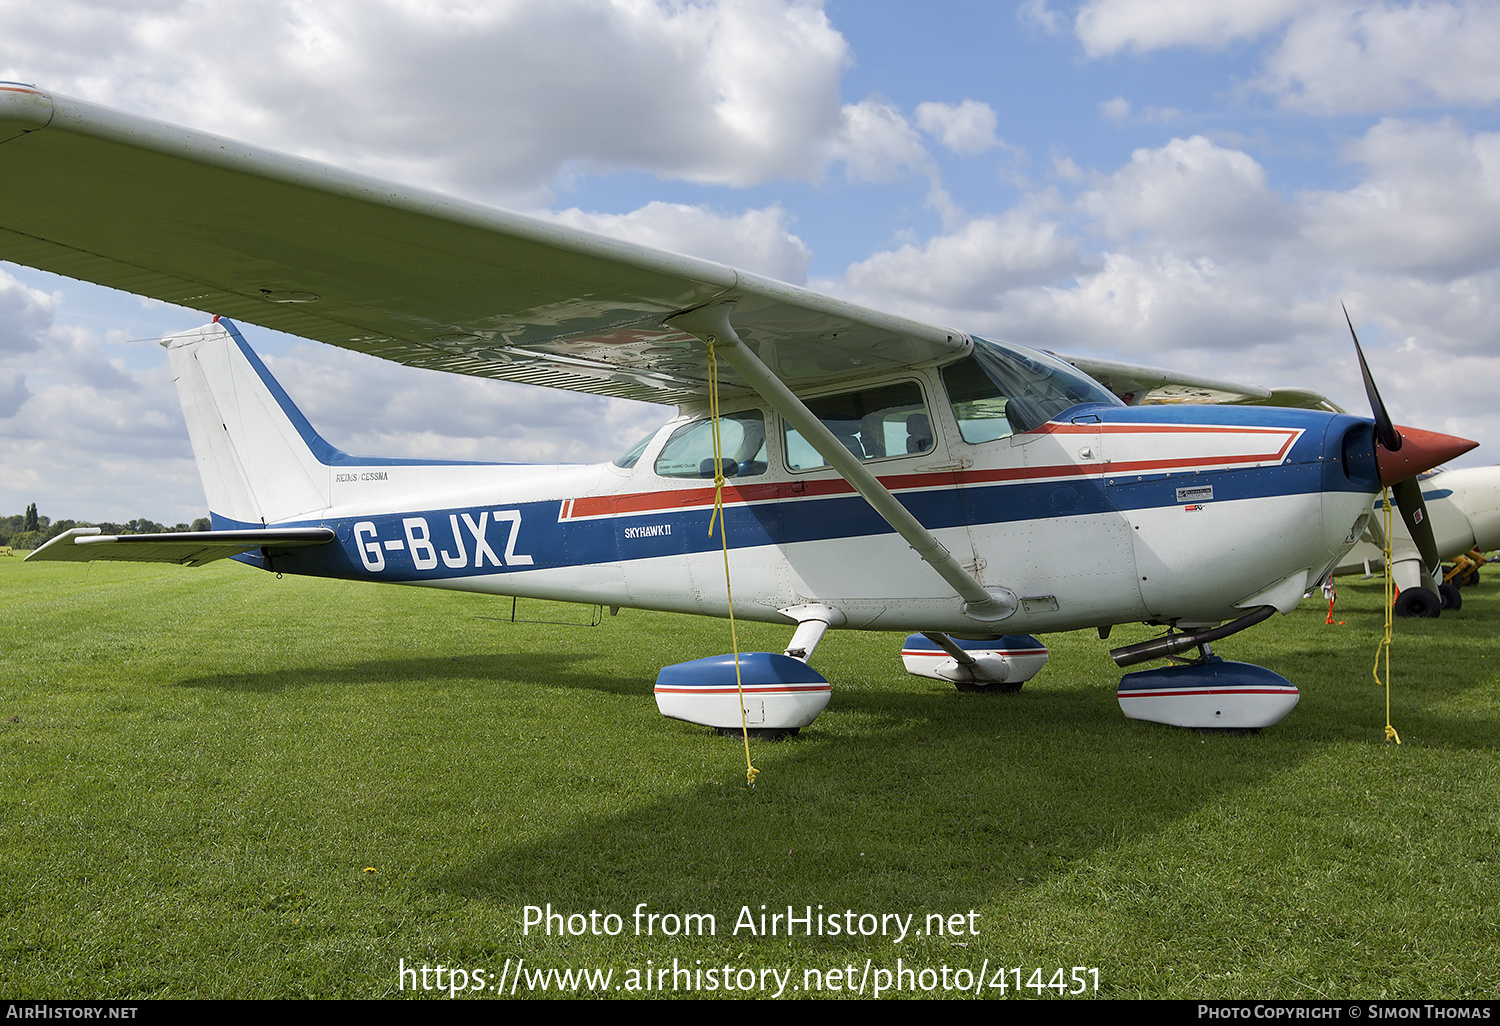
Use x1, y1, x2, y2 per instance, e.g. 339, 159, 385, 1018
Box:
2, 556, 1497, 1000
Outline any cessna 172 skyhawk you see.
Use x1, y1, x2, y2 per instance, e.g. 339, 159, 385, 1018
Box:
0, 84, 1477, 732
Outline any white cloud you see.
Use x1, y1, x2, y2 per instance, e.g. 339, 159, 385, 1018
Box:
1073, 2, 1500, 116
1300, 119, 1500, 280
0, 0, 853, 203
1100, 97, 1180, 124
829, 97, 960, 225
0, 269, 55, 355
0, 314, 199, 521
1018, 0, 1063, 34
1075, 0, 1307, 56
829, 97, 932, 183
818, 116, 1500, 448
1001, 251, 1321, 354
915, 100, 1000, 155
261, 344, 665, 467
1262, 2, 1500, 113
0, 299, 670, 522
831, 204, 1081, 323
549, 202, 813, 284
1079, 136, 1294, 258
1100, 96, 1133, 123
0, 371, 28, 418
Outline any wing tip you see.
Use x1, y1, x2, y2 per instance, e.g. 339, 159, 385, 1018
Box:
0, 82, 54, 142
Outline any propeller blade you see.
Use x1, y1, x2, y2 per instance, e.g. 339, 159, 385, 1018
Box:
1391, 477, 1442, 574
1344, 303, 1403, 453
1341, 305, 1478, 577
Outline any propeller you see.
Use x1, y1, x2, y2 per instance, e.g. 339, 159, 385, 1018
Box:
1346, 303, 1402, 453
1343, 304, 1476, 576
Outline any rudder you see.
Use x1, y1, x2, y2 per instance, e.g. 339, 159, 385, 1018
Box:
163, 318, 334, 526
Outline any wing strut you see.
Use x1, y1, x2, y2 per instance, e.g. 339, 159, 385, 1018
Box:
670, 303, 1016, 623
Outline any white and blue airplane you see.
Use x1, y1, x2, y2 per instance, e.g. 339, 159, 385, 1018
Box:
1, 84, 1476, 732
1333, 466, 1500, 617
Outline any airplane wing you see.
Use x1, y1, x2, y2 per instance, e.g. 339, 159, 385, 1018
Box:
26, 527, 335, 567
0, 85, 964, 405
1060, 353, 1344, 411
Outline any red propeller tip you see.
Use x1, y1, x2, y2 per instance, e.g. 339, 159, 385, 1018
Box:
1377, 425, 1478, 484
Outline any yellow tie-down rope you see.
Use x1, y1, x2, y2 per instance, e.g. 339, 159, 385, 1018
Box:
705, 338, 760, 786
1372, 487, 1401, 744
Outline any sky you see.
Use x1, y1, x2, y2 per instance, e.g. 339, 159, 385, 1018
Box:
4, 0, 1500, 524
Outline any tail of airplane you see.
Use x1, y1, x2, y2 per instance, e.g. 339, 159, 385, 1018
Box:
163, 318, 335, 527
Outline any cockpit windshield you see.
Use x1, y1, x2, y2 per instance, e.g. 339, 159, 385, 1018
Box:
942, 337, 1121, 442
611, 430, 656, 469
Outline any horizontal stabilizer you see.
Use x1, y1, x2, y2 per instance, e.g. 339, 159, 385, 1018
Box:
25, 527, 334, 567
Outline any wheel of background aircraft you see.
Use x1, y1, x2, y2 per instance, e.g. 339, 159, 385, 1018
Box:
1394, 587, 1443, 618
1440, 584, 1463, 611
1443, 564, 1478, 588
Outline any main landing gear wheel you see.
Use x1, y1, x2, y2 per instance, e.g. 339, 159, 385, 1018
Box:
1439, 583, 1463, 611
953, 679, 1023, 694
1393, 587, 1443, 618
714, 726, 799, 741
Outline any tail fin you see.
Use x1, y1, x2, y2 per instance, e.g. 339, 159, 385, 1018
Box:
164, 318, 336, 527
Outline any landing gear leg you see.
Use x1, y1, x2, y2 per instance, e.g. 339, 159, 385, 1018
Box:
900, 633, 1049, 692
922, 631, 1024, 693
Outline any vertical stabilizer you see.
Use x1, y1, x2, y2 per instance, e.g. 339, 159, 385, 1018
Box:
163, 318, 332, 526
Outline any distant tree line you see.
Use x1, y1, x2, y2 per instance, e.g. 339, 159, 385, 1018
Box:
1, 506, 212, 550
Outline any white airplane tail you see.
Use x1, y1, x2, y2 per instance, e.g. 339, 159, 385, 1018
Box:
163, 318, 332, 527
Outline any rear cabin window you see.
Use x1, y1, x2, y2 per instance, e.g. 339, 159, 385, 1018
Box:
782, 381, 930, 471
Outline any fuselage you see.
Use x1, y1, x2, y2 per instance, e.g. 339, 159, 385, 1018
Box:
219, 334, 1381, 636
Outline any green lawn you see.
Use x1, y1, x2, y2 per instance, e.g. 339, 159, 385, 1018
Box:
2, 557, 1496, 999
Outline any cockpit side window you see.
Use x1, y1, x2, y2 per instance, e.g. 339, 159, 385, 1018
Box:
653, 410, 769, 479
943, 337, 1121, 442
942, 357, 1018, 444
782, 381, 929, 471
